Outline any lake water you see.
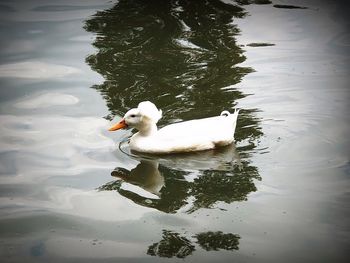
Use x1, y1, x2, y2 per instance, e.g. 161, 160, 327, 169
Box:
0, 0, 349, 262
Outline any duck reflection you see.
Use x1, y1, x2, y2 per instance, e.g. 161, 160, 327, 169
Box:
99, 144, 259, 213
147, 230, 240, 258
111, 160, 164, 197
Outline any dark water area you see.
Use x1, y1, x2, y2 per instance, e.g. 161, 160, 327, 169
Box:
0, 0, 349, 262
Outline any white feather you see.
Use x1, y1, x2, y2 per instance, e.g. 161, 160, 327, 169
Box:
137, 101, 162, 123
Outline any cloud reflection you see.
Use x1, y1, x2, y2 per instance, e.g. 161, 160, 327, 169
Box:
0, 61, 81, 79
14, 92, 79, 109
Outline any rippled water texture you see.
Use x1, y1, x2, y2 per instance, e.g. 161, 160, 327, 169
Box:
0, 0, 349, 262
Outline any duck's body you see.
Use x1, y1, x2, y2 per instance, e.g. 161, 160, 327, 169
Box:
109, 101, 239, 154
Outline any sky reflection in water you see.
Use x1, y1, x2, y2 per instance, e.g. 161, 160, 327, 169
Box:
0, 0, 349, 262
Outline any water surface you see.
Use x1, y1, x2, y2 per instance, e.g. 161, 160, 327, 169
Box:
0, 0, 349, 262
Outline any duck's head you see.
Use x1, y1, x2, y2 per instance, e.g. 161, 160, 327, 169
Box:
108, 101, 162, 133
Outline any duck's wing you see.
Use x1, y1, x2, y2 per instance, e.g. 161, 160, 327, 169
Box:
158, 113, 238, 141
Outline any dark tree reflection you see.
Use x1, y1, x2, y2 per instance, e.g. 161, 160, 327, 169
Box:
188, 161, 258, 212
146, 230, 240, 258
195, 231, 240, 251
147, 230, 195, 258
84, 0, 262, 142
87, 0, 267, 259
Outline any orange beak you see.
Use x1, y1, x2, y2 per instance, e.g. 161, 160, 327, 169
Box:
108, 119, 128, 131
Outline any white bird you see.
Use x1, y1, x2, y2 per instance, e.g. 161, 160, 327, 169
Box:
109, 101, 239, 154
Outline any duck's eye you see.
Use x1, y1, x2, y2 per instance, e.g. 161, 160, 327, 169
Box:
130, 114, 136, 118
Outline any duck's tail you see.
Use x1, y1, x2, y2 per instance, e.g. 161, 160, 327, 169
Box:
220, 108, 240, 118
220, 108, 240, 137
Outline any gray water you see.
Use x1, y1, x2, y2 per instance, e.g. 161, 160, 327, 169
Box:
0, 0, 349, 262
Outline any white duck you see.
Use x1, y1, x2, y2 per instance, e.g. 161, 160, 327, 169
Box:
109, 101, 239, 154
